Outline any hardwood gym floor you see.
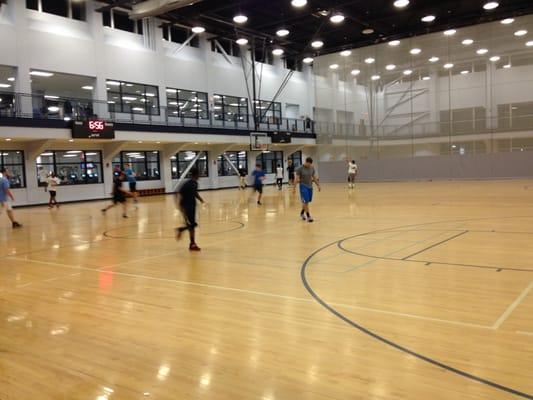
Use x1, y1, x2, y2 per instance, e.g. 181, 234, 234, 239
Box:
0, 180, 532, 400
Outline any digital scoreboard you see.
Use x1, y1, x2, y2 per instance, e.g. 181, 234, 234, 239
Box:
271, 131, 292, 144
72, 120, 115, 139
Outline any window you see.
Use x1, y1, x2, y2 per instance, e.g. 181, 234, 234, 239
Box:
36, 150, 103, 186
254, 48, 273, 65
285, 58, 303, 72
217, 151, 247, 176
171, 151, 208, 179
255, 100, 282, 124
113, 151, 160, 181
498, 102, 533, 130
27, 0, 87, 21
0, 151, 25, 188
440, 107, 486, 134
166, 88, 208, 119
103, 9, 142, 34
163, 25, 199, 47
211, 39, 240, 57
288, 151, 302, 168
213, 94, 249, 122
256, 151, 283, 174
107, 80, 159, 115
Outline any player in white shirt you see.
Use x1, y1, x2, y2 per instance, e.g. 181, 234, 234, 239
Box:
347, 160, 358, 189
47, 172, 61, 208
276, 164, 284, 190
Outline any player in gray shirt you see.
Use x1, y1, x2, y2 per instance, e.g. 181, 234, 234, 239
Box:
295, 157, 321, 222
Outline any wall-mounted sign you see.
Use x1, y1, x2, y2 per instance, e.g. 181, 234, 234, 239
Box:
271, 131, 292, 143
72, 120, 115, 139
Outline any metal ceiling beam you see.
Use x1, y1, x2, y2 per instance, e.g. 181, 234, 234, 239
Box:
95, 0, 133, 13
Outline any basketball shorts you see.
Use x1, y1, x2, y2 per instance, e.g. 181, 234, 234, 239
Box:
299, 185, 313, 204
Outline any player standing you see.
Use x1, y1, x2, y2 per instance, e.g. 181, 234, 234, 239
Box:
347, 159, 358, 189
287, 159, 295, 187
47, 172, 61, 208
0, 168, 22, 228
175, 167, 205, 251
295, 157, 321, 222
124, 163, 138, 203
276, 163, 283, 190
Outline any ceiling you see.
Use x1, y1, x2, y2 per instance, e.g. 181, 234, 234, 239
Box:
97, 0, 533, 59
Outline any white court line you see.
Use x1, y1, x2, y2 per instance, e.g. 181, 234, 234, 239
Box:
492, 281, 533, 329
8, 256, 493, 330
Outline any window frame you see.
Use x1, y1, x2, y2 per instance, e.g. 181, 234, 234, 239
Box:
213, 94, 249, 123
217, 151, 248, 177
256, 151, 283, 174
26, 0, 87, 21
0, 150, 26, 189
107, 79, 160, 116
35, 150, 103, 187
102, 8, 143, 34
171, 151, 209, 179
288, 151, 302, 168
254, 99, 282, 124
166, 88, 209, 120
114, 151, 161, 181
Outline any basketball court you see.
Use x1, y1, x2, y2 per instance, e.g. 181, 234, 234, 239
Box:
1, 180, 532, 399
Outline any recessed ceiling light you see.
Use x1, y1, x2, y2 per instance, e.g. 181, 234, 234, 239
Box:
81, 85, 93, 90
386, 64, 396, 70
303, 57, 314, 63
444, 29, 456, 36
429, 56, 440, 62
422, 76, 431, 80
30, 70, 54, 77
191, 26, 205, 33
0, 84, 11, 88
388, 40, 400, 46
462, 39, 474, 45
311, 40, 324, 48
233, 14, 248, 24
421, 15, 435, 23
476, 48, 489, 54
236, 38, 248, 45
489, 56, 500, 62
410, 48, 421, 55
503, 63, 511, 68
276, 29, 290, 37
329, 64, 339, 70
394, 0, 409, 8
501, 18, 514, 25
483, 2, 499, 10
362, 28, 374, 35
444, 63, 454, 69
514, 30, 527, 36
7, 77, 15, 82
371, 75, 380, 80
365, 57, 375, 64
460, 70, 470, 75
527, 41, 533, 47
291, 0, 307, 7
272, 48, 284, 56
403, 69, 413, 75
351, 69, 361, 76
340, 50, 352, 56
330, 13, 345, 23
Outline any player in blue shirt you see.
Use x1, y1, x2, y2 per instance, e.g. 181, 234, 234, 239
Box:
124, 163, 138, 203
251, 164, 266, 205
0, 168, 22, 228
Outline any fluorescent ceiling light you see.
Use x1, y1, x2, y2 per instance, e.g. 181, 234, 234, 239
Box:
483, 2, 499, 10
421, 15, 435, 22
476, 48, 489, 54
385, 64, 396, 70
166, 88, 177, 93
0, 84, 11, 88
233, 15, 248, 24
47, 106, 60, 112
7, 77, 15, 82
351, 69, 360, 76
236, 38, 248, 45
272, 48, 284, 56
303, 57, 314, 63
462, 39, 474, 45
503, 64, 511, 68
66, 150, 82, 153
340, 50, 352, 56
191, 26, 205, 33
30, 71, 54, 77
429, 56, 439, 62
291, 0, 307, 7
422, 76, 431, 80
403, 69, 413, 75
501, 18, 514, 24
107, 81, 120, 86
81, 85, 93, 90
444, 29, 456, 36
44, 95, 59, 99
443, 63, 454, 69
122, 96, 137, 101
311, 40, 324, 48
330, 13, 345, 23
276, 29, 290, 37
489, 56, 500, 62
514, 30, 527, 36
410, 48, 421, 55
362, 28, 374, 35
329, 64, 339, 70
371, 75, 380, 80
393, 0, 409, 8
364, 57, 375, 64
388, 40, 400, 46
460, 70, 470, 75
527, 41, 533, 47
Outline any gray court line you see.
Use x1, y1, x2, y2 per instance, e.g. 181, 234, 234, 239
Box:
401, 230, 469, 260
492, 281, 533, 329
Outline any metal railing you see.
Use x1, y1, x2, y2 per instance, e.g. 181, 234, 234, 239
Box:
0, 91, 315, 135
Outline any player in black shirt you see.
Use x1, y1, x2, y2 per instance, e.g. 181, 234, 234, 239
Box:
101, 171, 129, 218
175, 168, 205, 251
287, 160, 295, 187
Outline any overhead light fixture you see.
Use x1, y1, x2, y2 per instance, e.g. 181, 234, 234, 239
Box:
385, 64, 396, 70
351, 69, 361, 76
340, 50, 352, 56
233, 14, 248, 24
429, 56, 440, 62
330, 13, 345, 23
5, 138, 12, 141
422, 76, 431, 80
30, 70, 54, 77
421, 15, 435, 23
362, 28, 374, 35
393, 0, 409, 8
503, 63, 511, 68
47, 106, 60, 112
388, 40, 400, 46
462, 39, 474, 45
0, 84, 11, 88
272, 48, 284, 56
291, 0, 307, 7
444, 29, 456, 36
460, 70, 470, 75
191, 26, 205, 33
476, 48, 489, 54
489, 56, 501, 62
81, 85, 93, 90
276, 29, 290, 37
410, 48, 421, 55
403, 69, 413, 75
236, 38, 248, 45
44, 95, 59, 99
364, 57, 375, 64
329, 64, 339, 70
371, 75, 380, 80
107, 81, 120, 86
311, 40, 324, 48
514, 30, 527, 36
501, 18, 514, 24
443, 63, 454, 69
483, 2, 499, 10
7, 77, 15, 82
122, 96, 137, 101
303, 57, 314, 64
527, 41, 533, 47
